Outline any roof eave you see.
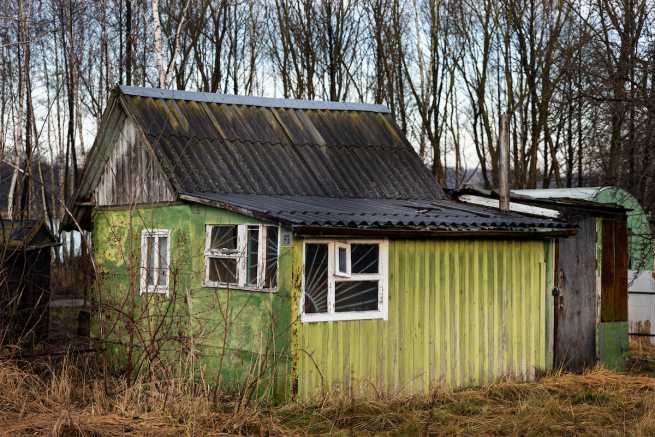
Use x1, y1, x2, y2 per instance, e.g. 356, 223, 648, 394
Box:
455, 186, 628, 217
179, 193, 293, 225
292, 225, 576, 239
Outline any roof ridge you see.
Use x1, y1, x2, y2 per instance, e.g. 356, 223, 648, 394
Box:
119, 85, 391, 114
144, 132, 405, 150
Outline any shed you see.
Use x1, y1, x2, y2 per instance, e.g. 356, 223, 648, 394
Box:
512, 187, 651, 271
510, 187, 654, 348
66, 85, 575, 400
456, 188, 630, 371
1, 219, 58, 345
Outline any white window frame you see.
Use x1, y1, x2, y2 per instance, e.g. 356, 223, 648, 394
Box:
140, 229, 170, 295
204, 224, 279, 292
334, 242, 351, 277
301, 239, 388, 323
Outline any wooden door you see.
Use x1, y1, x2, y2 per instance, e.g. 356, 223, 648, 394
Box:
554, 217, 598, 371
601, 219, 629, 322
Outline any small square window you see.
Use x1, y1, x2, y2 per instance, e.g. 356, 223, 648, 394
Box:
204, 224, 279, 291
351, 244, 379, 274
335, 280, 379, 312
210, 225, 238, 253
301, 240, 388, 323
208, 258, 238, 283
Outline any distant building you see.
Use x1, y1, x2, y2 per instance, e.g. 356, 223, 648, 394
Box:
1, 219, 58, 345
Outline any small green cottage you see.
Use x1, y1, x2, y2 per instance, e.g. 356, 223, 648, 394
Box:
66, 85, 574, 401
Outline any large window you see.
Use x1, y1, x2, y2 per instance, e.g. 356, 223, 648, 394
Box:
204, 224, 279, 291
140, 229, 170, 294
302, 240, 388, 323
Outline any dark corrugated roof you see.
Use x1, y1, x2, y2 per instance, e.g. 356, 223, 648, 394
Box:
1, 219, 59, 248
180, 192, 573, 232
119, 86, 444, 200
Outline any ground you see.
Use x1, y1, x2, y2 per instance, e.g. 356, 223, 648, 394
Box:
2, 344, 655, 436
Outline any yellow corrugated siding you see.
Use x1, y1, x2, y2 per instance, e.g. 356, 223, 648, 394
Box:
293, 238, 548, 400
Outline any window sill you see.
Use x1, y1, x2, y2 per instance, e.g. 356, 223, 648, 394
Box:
203, 282, 277, 293
140, 288, 168, 295
301, 310, 387, 323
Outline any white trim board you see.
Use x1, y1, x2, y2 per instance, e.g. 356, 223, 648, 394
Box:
458, 194, 560, 219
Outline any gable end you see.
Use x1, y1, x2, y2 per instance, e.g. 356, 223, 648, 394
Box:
94, 114, 175, 206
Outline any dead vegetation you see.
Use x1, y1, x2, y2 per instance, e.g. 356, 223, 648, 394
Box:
3, 355, 655, 436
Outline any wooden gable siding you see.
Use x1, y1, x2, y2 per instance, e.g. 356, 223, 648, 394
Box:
94, 116, 175, 206
601, 218, 629, 322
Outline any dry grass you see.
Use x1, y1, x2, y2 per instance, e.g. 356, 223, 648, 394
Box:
626, 338, 655, 374
3, 356, 655, 436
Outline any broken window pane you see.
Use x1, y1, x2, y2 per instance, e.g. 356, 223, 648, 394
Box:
265, 226, 278, 288
208, 258, 237, 284
304, 244, 328, 313
351, 244, 379, 274
335, 280, 379, 312
210, 225, 237, 251
246, 226, 259, 286
158, 235, 168, 286
146, 236, 155, 286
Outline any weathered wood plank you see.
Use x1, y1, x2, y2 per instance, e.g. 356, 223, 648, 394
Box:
94, 118, 175, 206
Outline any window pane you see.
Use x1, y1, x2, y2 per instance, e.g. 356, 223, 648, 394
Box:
146, 236, 154, 286
335, 280, 379, 312
158, 235, 168, 286
246, 226, 259, 286
210, 225, 237, 250
351, 244, 379, 274
208, 258, 237, 284
337, 246, 348, 274
265, 227, 278, 288
304, 244, 328, 314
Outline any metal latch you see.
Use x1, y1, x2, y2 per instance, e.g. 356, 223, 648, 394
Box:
552, 287, 560, 297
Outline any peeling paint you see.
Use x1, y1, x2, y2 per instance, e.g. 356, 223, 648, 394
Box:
92, 203, 293, 400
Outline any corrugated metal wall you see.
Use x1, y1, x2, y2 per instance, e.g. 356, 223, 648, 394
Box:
293, 239, 549, 400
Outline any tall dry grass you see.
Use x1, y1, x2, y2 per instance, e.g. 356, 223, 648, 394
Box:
3, 356, 655, 435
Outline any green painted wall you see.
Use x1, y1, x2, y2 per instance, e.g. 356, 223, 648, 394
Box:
595, 217, 629, 369
291, 238, 552, 400
598, 321, 629, 371
92, 203, 293, 400
93, 203, 556, 401
594, 187, 652, 271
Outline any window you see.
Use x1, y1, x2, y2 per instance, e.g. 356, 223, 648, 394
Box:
140, 229, 170, 294
335, 243, 350, 277
204, 224, 279, 291
301, 240, 388, 323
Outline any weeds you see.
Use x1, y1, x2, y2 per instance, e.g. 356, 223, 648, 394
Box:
3, 355, 655, 436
